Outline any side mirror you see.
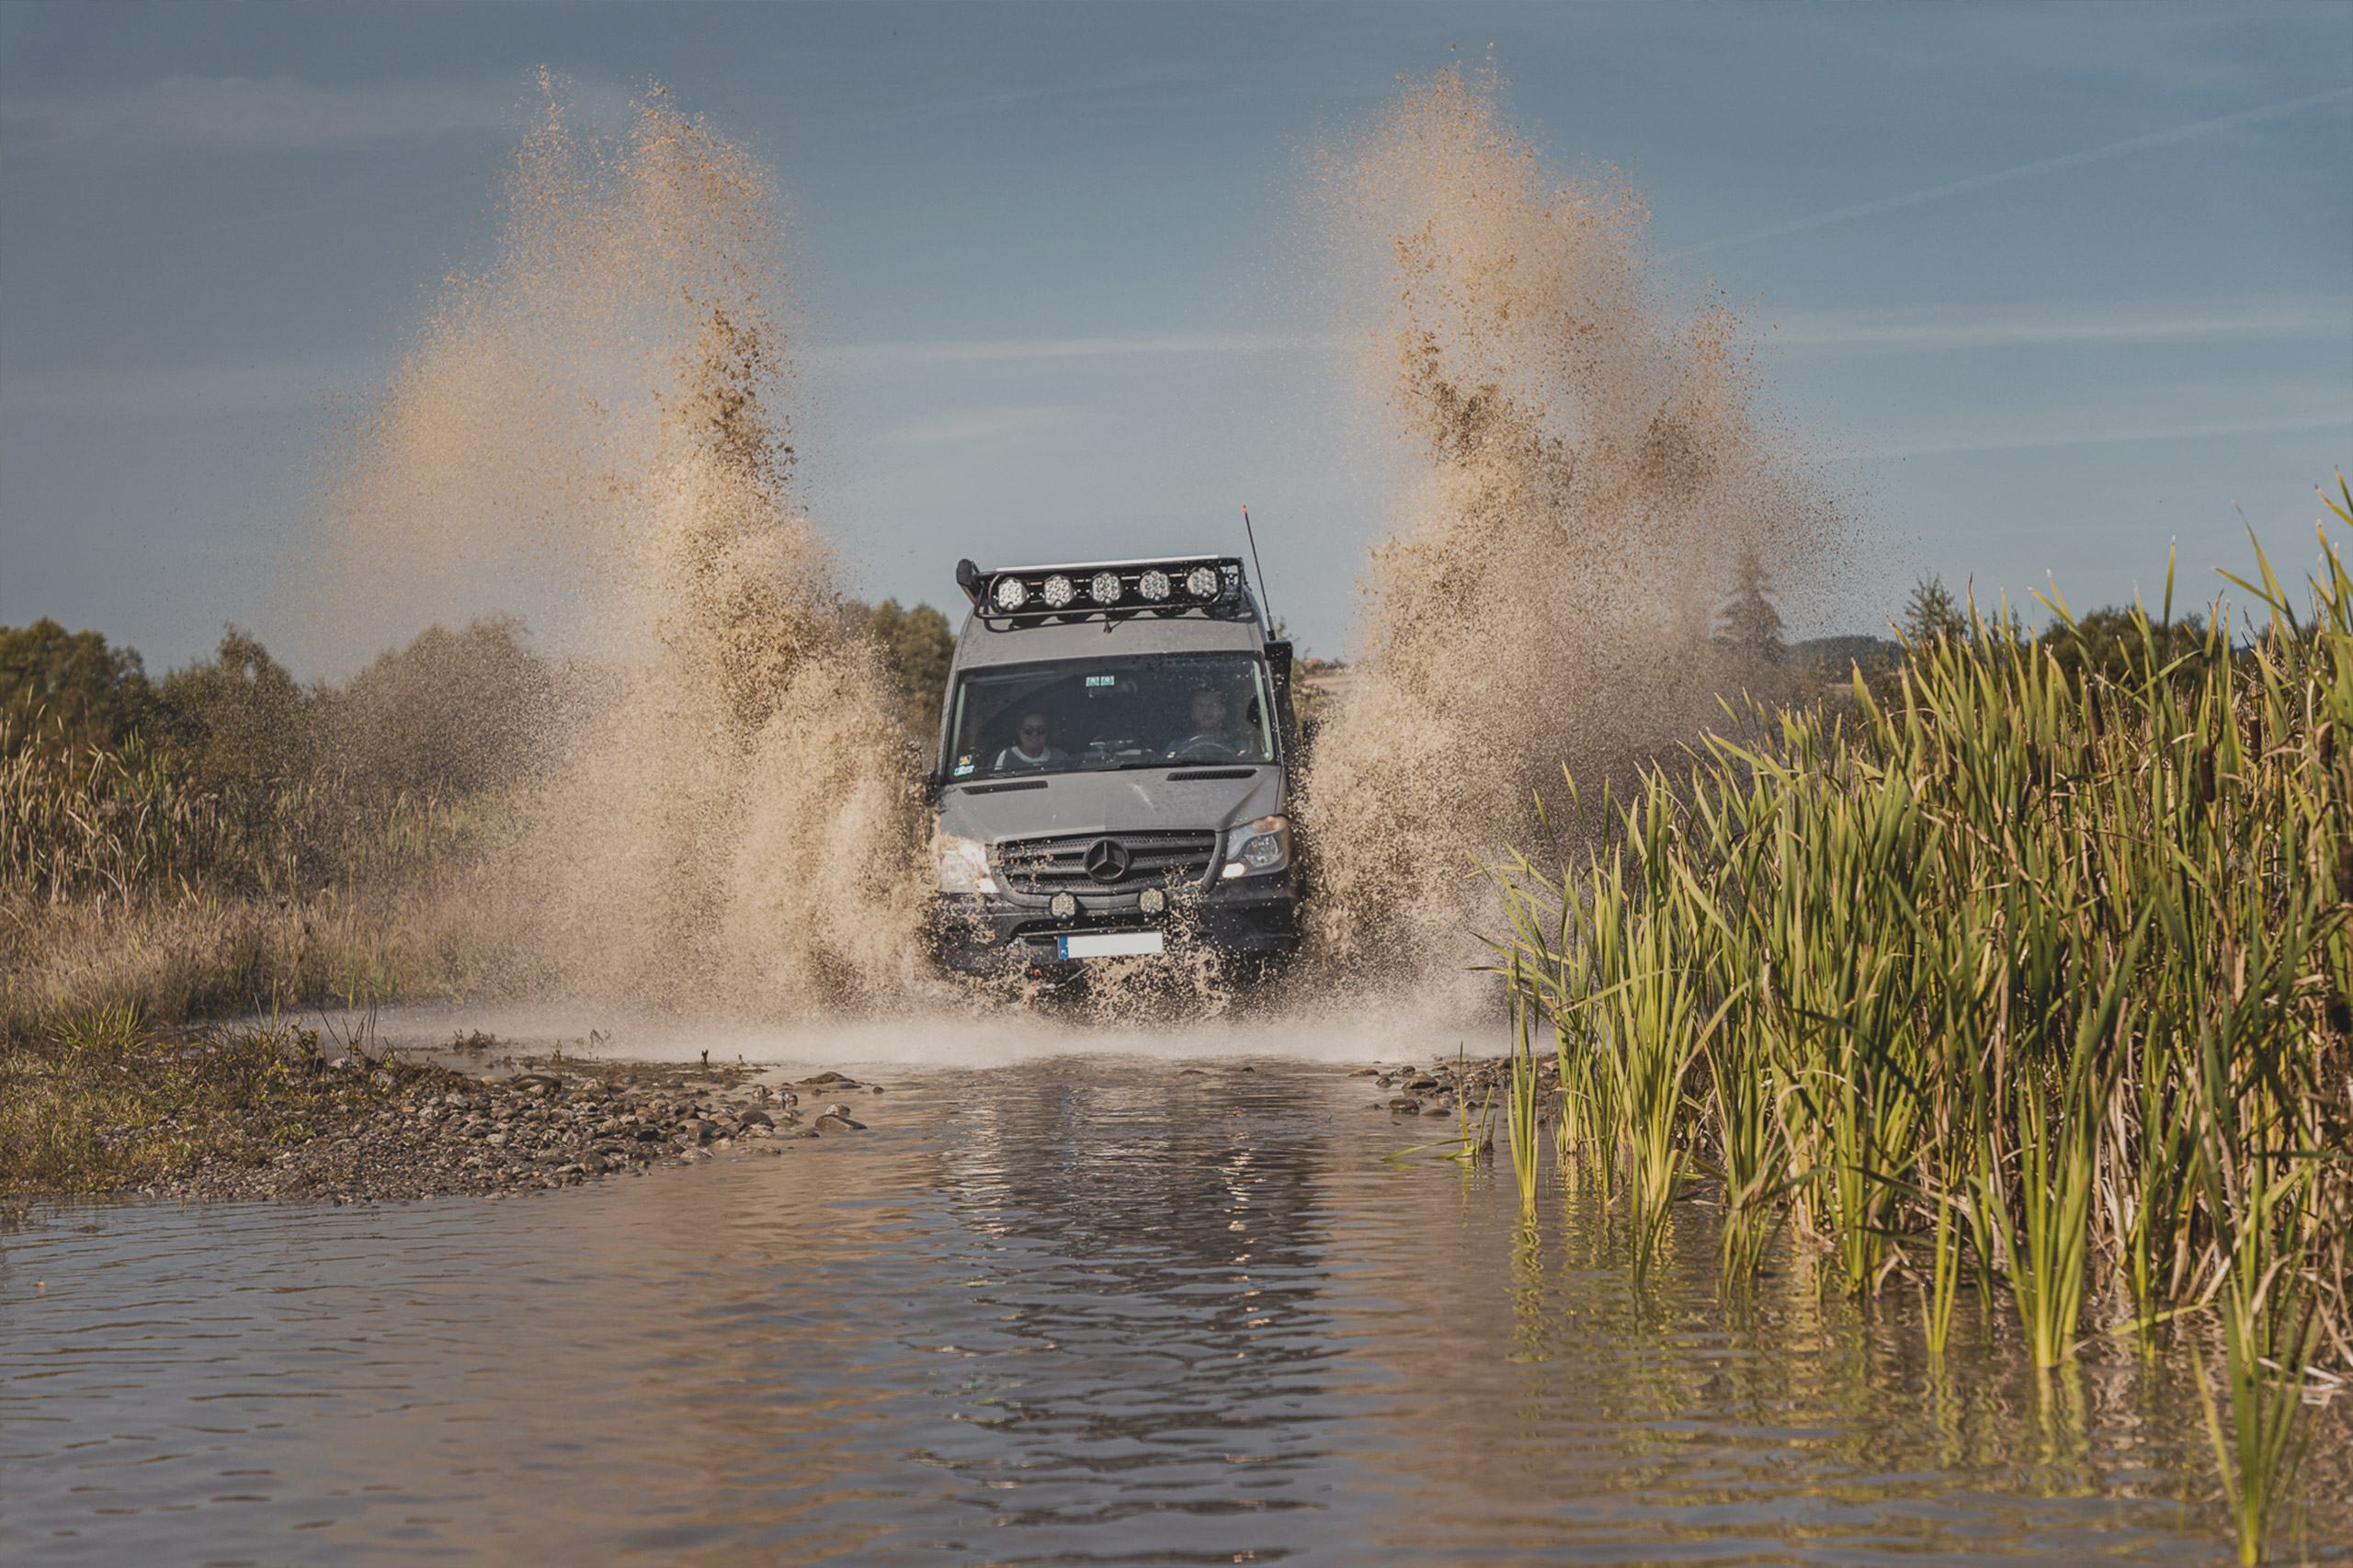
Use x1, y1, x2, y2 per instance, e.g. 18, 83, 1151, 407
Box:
1264, 641, 1293, 695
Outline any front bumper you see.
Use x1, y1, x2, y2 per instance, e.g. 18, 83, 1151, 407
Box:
926, 869, 1301, 979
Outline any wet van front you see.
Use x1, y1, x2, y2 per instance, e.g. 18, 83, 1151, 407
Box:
924, 556, 1301, 991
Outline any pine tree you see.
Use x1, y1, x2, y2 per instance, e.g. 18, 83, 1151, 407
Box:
1715, 543, 1785, 660
1898, 575, 1969, 647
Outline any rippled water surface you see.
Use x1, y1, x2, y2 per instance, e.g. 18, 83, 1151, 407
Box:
4, 1057, 2345, 1565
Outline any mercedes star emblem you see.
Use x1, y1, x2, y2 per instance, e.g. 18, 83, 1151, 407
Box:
1083, 838, 1131, 883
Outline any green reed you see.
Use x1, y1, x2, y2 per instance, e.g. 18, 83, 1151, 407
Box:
1503, 960, 1544, 1212
1481, 499, 2353, 1562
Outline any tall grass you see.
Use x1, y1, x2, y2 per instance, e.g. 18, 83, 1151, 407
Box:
2, 717, 494, 1039
1478, 505, 2353, 1562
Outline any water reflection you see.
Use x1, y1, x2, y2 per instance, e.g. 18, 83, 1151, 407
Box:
1, 1058, 2344, 1565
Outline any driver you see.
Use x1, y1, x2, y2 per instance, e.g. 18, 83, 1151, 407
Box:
994, 711, 1067, 772
1163, 686, 1249, 761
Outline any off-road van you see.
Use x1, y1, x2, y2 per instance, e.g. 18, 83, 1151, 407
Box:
924, 554, 1302, 989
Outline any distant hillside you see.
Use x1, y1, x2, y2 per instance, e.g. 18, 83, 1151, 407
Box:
1791, 634, 1900, 671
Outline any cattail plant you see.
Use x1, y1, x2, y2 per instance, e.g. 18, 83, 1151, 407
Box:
1479, 491, 2353, 1562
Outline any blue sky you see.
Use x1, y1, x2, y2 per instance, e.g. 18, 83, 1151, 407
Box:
2, 1, 2347, 672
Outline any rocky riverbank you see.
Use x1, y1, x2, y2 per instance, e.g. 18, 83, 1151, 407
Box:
130, 1054, 885, 1204
1, 1015, 888, 1206
1352, 1053, 1549, 1120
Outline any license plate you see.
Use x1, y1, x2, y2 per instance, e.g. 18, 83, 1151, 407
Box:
1057, 931, 1165, 960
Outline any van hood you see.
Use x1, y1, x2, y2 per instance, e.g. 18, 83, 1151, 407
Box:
935, 767, 1283, 845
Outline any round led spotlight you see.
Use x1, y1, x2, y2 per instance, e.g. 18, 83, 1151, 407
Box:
1186, 565, 1220, 599
993, 575, 1029, 611
1090, 571, 1122, 605
1049, 892, 1077, 920
1139, 569, 1170, 602
1041, 574, 1074, 608
1138, 887, 1166, 915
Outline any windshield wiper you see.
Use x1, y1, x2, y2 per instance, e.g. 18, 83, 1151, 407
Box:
1111, 757, 1263, 770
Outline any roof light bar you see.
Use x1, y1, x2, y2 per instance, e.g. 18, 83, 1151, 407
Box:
969, 557, 1250, 624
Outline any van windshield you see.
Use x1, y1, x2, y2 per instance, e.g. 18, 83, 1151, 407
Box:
945, 653, 1275, 778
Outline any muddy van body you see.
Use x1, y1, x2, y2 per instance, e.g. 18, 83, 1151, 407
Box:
924, 555, 1301, 987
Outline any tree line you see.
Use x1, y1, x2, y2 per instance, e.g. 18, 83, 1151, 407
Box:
2, 597, 966, 796
5, 574, 2222, 795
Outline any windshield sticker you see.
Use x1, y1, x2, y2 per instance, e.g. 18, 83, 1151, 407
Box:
1086, 675, 1115, 687
952, 757, 976, 777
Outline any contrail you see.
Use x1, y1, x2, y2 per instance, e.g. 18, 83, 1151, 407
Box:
1669, 85, 2353, 259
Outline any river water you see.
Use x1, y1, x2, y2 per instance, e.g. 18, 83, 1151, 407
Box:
4, 1052, 2344, 1565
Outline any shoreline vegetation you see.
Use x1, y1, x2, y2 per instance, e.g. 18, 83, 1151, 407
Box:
1474, 496, 2353, 1566
0, 601, 950, 1201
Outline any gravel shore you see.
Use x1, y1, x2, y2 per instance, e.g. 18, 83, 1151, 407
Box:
127, 1054, 881, 1205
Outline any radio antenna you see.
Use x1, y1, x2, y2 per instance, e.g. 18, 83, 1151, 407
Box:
1241, 506, 1277, 631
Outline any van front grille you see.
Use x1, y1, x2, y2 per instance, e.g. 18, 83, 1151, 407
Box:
995, 829, 1219, 892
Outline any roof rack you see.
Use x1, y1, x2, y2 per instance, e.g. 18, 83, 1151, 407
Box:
954, 555, 1256, 626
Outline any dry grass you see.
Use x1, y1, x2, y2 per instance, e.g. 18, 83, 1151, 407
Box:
0, 1005, 465, 1197
0, 710, 515, 1041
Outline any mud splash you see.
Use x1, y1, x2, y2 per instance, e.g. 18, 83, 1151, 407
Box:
316, 82, 925, 1017
1298, 67, 1846, 989
306, 69, 1847, 1027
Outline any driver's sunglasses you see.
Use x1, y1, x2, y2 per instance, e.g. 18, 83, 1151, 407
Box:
1019, 723, 1047, 737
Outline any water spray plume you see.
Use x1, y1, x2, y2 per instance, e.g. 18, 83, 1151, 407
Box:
314, 79, 925, 1017
1297, 66, 1846, 989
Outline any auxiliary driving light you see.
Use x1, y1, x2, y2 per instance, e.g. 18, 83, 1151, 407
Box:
1041, 574, 1074, 608
1186, 565, 1220, 599
1050, 892, 1077, 919
994, 575, 1029, 611
1139, 569, 1170, 601
1090, 571, 1122, 605
1138, 887, 1165, 915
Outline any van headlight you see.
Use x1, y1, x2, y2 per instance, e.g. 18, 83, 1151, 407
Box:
1222, 814, 1289, 878
935, 834, 996, 895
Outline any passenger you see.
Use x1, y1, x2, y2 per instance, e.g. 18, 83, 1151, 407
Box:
994, 712, 1067, 772
1164, 687, 1249, 760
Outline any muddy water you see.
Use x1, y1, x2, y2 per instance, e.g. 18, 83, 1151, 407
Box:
2, 1057, 2338, 1565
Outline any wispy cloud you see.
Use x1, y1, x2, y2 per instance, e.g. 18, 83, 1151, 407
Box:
1673, 85, 2353, 258
0, 359, 362, 415
874, 405, 1095, 446
0, 74, 629, 153
1876, 409, 2347, 459
821, 332, 1330, 369
1771, 294, 2353, 352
